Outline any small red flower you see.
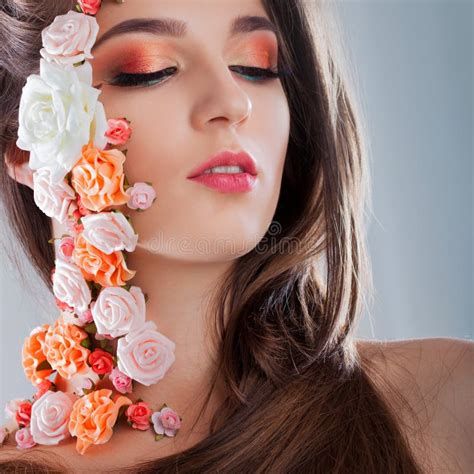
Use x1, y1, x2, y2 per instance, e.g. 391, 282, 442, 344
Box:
15, 401, 32, 428
33, 380, 53, 401
126, 401, 152, 430
88, 348, 114, 375
77, 0, 101, 15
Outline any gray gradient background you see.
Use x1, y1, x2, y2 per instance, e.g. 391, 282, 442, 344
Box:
1, 0, 472, 421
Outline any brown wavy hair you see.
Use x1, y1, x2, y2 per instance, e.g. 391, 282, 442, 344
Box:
0, 0, 424, 472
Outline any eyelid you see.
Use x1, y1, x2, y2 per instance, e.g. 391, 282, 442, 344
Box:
117, 53, 178, 74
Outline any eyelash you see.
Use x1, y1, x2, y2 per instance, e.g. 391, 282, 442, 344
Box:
107, 65, 283, 88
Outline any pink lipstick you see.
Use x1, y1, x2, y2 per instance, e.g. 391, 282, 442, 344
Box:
186, 150, 258, 193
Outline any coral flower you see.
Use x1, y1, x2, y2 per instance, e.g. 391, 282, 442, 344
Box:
73, 233, 136, 287
71, 141, 129, 212
43, 317, 91, 379
68, 388, 132, 455
21, 324, 54, 386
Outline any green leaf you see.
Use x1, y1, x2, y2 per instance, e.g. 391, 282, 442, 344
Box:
99, 339, 108, 349
80, 338, 92, 349
102, 345, 114, 355
145, 181, 153, 186
36, 360, 52, 371
84, 322, 97, 334
98, 373, 105, 380
154, 434, 165, 442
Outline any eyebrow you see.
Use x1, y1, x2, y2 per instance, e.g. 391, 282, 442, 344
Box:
92, 15, 278, 52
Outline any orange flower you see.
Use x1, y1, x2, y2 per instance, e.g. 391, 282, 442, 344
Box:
43, 317, 91, 380
71, 141, 129, 212
68, 388, 132, 455
73, 233, 136, 287
21, 324, 53, 386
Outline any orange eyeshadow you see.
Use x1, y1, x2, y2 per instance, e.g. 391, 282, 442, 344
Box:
229, 34, 278, 68
94, 41, 177, 75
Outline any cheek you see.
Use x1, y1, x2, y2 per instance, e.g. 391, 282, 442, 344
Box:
253, 88, 290, 205
98, 82, 290, 257
98, 86, 185, 184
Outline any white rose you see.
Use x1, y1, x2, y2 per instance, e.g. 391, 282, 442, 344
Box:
32, 168, 76, 223
16, 59, 108, 183
40, 11, 99, 66
92, 286, 146, 338
81, 211, 138, 254
30, 391, 76, 445
117, 321, 175, 386
52, 259, 91, 313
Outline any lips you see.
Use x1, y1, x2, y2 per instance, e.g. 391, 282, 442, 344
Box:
186, 150, 258, 179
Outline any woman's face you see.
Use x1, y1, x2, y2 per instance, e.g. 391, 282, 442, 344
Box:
90, 0, 290, 262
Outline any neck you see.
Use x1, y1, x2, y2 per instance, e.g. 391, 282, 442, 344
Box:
125, 248, 231, 407
56, 245, 233, 438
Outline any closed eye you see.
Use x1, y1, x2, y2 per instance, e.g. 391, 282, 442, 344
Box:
106, 65, 286, 88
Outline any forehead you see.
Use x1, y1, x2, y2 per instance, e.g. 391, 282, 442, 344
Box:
95, 0, 271, 46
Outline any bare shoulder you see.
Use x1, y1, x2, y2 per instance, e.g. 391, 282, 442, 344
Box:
356, 337, 473, 473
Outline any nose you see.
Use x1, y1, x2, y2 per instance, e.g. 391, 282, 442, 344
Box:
190, 58, 253, 131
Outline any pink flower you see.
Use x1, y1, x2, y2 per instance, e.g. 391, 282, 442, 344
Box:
0, 427, 8, 445
126, 182, 156, 210
95, 333, 114, 341
16, 401, 32, 428
81, 211, 138, 254
5, 399, 24, 420
76, 195, 92, 216
40, 11, 99, 65
109, 368, 132, 394
52, 259, 92, 314
15, 427, 36, 449
69, 374, 95, 397
125, 402, 151, 431
57, 236, 75, 262
92, 286, 146, 338
151, 406, 182, 437
78, 0, 102, 15
117, 321, 175, 386
105, 118, 132, 146
76, 309, 94, 325
55, 296, 74, 313
30, 391, 76, 445
33, 380, 53, 401
32, 168, 76, 224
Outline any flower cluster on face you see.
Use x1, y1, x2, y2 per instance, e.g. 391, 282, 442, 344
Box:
1, 0, 181, 455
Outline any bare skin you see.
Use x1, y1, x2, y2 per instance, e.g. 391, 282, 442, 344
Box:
3, 1, 472, 472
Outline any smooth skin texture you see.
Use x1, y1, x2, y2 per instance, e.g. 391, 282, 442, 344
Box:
4, 1, 472, 471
